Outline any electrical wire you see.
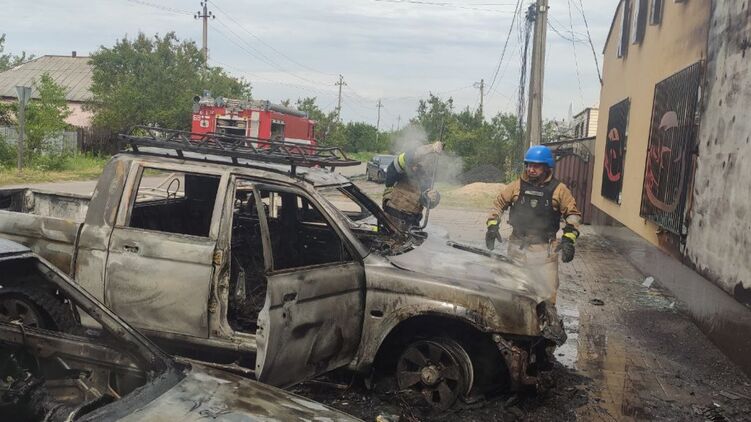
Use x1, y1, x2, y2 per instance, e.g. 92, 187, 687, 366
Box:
567, 0, 585, 107
372, 0, 518, 13
575, 0, 603, 84
208, 0, 335, 77
122, 0, 192, 15
486, 0, 524, 94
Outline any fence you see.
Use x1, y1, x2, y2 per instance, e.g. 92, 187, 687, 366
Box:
0, 126, 78, 153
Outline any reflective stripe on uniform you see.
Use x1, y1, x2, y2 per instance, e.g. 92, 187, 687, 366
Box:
394, 153, 407, 173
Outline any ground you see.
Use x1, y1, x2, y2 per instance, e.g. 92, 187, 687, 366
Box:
291, 180, 751, 422
9, 175, 751, 422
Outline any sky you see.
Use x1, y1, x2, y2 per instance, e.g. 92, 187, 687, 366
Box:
0, 0, 620, 130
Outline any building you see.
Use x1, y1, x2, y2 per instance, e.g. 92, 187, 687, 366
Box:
571, 107, 598, 139
591, 0, 751, 373
0, 53, 93, 127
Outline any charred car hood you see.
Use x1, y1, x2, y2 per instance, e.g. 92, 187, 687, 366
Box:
122, 364, 359, 421
388, 233, 549, 303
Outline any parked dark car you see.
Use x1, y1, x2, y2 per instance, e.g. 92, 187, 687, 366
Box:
366, 154, 395, 183
0, 238, 359, 421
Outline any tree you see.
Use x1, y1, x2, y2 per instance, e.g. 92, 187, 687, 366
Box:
25, 73, 72, 157
88, 32, 250, 132
295, 97, 340, 146
0, 34, 33, 72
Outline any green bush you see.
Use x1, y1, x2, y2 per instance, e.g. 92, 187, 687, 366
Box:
0, 138, 15, 167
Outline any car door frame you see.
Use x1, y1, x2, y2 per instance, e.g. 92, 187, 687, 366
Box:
104, 160, 228, 339
250, 181, 366, 387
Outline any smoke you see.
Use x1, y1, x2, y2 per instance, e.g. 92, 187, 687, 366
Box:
389, 123, 466, 185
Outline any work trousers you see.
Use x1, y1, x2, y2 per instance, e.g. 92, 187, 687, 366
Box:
507, 236, 560, 304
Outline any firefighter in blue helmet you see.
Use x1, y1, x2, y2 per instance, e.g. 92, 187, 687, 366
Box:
382, 142, 443, 231
485, 145, 581, 304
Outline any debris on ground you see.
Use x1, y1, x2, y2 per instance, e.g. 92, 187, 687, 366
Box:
589, 298, 604, 306
642, 276, 655, 288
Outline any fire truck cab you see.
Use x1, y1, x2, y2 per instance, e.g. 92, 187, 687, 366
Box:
191, 94, 317, 149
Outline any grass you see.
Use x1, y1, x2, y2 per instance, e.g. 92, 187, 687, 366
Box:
0, 154, 109, 186
347, 151, 386, 163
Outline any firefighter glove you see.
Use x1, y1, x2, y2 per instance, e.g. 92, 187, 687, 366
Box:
556, 237, 576, 263
485, 219, 503, 250
421, 189, 441, 209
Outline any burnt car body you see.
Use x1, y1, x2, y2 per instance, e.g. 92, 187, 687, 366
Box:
0, 131, 564, 410
0, 238, 359, 421
366, 154, 394, 183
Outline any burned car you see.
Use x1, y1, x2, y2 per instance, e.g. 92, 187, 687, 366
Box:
0, 238, 359, 421
0, 127, 564, 410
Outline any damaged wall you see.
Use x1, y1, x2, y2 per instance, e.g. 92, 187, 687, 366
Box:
686, 2, 751, 307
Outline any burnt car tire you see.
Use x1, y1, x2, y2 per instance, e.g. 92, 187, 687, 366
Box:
396, 338, 474, 410
0, 286, 78, 333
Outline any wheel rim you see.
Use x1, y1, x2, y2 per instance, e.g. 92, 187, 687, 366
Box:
396, 339, 474, 410
0, 297, 44, 328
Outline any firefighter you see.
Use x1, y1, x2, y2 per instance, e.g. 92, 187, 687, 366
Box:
485, 145, 581, 304
382, 142, 443, 231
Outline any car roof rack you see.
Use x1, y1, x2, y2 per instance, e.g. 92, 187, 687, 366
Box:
118, 126, 360, 174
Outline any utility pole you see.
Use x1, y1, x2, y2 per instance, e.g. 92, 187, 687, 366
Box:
397, 115, 401, 131
375, 99, 383, 145
474, 78, 485, 117
15, 85, 31, 172
525, 0, 549, 149
335, 74, 346, 122
194, 1, 214, 64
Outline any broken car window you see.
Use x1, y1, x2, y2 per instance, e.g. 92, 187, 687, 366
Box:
258, 188, 352, 271
127, 168, 220, 237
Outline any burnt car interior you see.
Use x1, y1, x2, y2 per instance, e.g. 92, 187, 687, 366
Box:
228, 181, 351, 332
128, 170, 220, 238
0, 257, 154, 421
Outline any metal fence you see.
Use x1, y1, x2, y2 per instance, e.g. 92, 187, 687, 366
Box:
601, 98, 630, 203
0, 126, 78, 153
639, 62, 702, 235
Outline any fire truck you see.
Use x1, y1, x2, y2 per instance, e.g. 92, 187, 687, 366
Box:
191, 93, 317, 149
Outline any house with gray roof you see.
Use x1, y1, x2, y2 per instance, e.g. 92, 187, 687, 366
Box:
0, 53, 93, 127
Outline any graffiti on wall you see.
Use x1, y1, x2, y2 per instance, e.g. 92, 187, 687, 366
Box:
601, 98, 630, 202
640, 62, 702, 234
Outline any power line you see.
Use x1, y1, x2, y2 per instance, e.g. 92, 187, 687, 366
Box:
486, 0, 523, 94
576, 0, 603, 84
567, 0, 585, 107
208, 0, 334, 77
123, 0, 192, 15
372, 0, 518, 12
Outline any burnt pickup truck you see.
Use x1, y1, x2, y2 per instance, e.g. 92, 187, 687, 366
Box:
0, 128, 564, 410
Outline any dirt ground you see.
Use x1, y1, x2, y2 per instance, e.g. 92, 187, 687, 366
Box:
292, 180, 751, 422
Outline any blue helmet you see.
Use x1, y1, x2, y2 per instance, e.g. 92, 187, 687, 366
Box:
524, 145, 555, 168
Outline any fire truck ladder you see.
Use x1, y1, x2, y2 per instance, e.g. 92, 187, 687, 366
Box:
119, 126, 360, 174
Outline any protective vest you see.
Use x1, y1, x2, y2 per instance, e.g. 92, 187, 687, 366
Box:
509, 178, 561, 240
384, 178, 423, 215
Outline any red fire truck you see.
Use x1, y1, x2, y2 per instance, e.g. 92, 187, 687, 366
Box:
191, 94, 317, 149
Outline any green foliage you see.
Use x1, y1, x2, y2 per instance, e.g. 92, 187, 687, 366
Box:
25, 73, 72, 157
88, 32, 251, 132
0, 138, 15, 166
0, 34, 34, 72
411, 94, 524, 180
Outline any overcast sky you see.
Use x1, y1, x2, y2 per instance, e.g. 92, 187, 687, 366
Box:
1, 0, 620, 129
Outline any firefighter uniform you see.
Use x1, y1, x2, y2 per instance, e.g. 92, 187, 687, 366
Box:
486, 147, 581, 304
382, 142, 442, 231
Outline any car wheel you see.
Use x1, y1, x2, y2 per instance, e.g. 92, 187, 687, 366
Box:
0, 286, 78, 333
396, 338, 474, 410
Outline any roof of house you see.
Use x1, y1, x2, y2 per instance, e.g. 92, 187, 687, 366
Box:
0, 55, 93, 102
